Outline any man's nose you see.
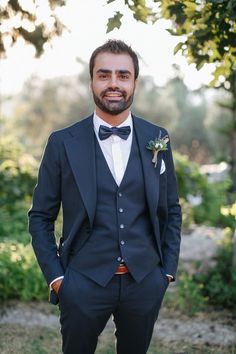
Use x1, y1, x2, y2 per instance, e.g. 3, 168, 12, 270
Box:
109, 75, 119, 89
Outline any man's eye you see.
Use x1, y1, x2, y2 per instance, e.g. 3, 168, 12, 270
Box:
99, 74, 108, 79
120, 74, 129, 80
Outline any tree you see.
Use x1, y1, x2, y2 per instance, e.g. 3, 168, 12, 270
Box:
107, 0, 236, 190
107, 0, 236, 84
0, 0, 66, 57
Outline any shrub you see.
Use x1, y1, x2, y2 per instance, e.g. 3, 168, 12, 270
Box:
175, 272, 207, 315
0, 242, 47, 301
194, 229, 236, 309
174, 152, 231, 226
179, 198, 194, 230
174, 152, 207, 199
192, 180, 230, 225
220, 202, 236, 229
0, 199, 31, 244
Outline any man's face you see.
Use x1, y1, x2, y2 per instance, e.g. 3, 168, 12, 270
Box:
91, 52, 137, 116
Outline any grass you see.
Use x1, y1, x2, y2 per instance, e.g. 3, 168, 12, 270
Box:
0, 324, 235, 354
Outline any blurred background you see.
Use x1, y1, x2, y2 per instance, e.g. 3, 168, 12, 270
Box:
0, 1, 236, 353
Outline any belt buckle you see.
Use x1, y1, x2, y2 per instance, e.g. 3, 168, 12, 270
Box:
115, 263, 129, 275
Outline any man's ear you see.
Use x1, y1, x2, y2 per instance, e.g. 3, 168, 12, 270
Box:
89, 79, 93, 92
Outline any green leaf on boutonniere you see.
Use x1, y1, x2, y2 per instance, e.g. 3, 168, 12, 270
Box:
146, 135, 169, 168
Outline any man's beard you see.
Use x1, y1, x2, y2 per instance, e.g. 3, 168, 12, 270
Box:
92, 88, 134, 115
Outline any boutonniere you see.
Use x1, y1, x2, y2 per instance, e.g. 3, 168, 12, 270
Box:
146, 135, 169, 168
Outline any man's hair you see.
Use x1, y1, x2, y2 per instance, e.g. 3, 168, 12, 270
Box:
89, 39, 139, 80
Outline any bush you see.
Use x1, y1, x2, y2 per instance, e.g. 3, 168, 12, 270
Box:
0, 242, 47, 301
220, 202, 236, 229
175, 272, 207, 315
194, 229, 236, 309
192, 180, 230, 226
174, 152, 231, 226
174, 152, 207, 199
179, 198, 194, 230
0, 199, 30, 244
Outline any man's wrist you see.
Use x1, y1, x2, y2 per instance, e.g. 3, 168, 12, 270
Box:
166, 274, 173, 283
50, 276, 64, 290
51, 278, 63, 294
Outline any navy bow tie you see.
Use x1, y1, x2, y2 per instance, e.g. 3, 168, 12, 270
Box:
98, 125, 131, 141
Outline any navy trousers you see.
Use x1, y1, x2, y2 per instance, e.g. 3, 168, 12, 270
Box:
58, 265, 169, 354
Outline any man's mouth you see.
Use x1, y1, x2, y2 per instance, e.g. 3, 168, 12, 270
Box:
104, 92, 123, 99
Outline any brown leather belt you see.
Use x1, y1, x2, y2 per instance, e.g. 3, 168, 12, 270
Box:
115, 264, 129, 275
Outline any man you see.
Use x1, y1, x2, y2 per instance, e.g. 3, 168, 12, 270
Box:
28, 39, 181, 354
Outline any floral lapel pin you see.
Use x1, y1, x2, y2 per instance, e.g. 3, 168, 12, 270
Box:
146, 134, 169, 168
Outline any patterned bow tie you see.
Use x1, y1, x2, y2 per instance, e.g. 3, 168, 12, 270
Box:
98, 125, 131, 141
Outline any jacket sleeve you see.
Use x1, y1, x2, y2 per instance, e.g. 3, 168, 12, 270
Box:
28, 133, 64, 285
161, 132, 182, 279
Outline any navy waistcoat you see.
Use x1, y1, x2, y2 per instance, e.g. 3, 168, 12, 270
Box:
69, 131, 160, 286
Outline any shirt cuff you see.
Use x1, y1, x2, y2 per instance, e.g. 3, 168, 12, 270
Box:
49, 276, 64, 290
166, 274, 174, 280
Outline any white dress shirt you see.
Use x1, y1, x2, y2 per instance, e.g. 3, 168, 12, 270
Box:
93, 112, 133, 186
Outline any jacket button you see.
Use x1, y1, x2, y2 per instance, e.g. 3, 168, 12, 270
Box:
117, 256, 122, 262
118, 192, 122, 197
120, 240, 125, 245
120, 224, 124, 229
119, 208, 123, 213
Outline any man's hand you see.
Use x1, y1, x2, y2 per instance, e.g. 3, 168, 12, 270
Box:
166, 275, 173, 283
51, 278, 63, 294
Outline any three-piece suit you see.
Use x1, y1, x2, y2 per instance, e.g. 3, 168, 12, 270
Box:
28, 114, 181, 354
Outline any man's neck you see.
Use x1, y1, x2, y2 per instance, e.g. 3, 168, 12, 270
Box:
95, 107, 130, 126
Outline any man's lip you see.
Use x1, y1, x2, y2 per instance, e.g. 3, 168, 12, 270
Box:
104, 92, 123, 97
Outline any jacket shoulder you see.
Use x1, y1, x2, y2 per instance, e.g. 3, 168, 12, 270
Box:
133, 115, 168, 135
48, 115, 93, 142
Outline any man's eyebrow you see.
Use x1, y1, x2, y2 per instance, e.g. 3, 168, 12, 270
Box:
96, 69, 132, 75
117, 70, 132, 75
96, 69, 112, 74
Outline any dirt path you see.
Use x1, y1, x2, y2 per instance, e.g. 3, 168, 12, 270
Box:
0, 302, 235, 348
1, 226, 235, 351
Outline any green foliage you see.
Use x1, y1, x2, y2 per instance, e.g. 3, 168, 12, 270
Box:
194, 230, 236, 309
0, 136, 37, 209
0, 199, 31, 244
0, 136, 37, 244
176, 272, 207, 315
107, 11, 123, 32
108, 0, 236, 88
174, 152, 231, 226
193, 180, 230, 226
220, 202, 236, 229
161, 0, 236, 88
179, 198, 194, 230
106, 0, 157, 32
174, 152, 207, 199
0, 242, 47, 301
0, 0, 66, 57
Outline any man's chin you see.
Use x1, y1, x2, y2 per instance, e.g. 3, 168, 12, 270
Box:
102, 102, 128, 115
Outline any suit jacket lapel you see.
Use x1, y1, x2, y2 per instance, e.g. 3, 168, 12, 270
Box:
133, 116, 162, 220
63, 114, 163, 228
64, 116, 96, 226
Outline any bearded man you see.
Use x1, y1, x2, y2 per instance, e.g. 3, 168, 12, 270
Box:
29, 39, 181, 354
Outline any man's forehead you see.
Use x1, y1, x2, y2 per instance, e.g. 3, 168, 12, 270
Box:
93, 52, 134, 72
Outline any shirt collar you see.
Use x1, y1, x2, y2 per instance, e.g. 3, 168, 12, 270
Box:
93, 112, 133, 137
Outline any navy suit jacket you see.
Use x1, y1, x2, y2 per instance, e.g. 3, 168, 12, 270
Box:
28, 114, 181, 302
